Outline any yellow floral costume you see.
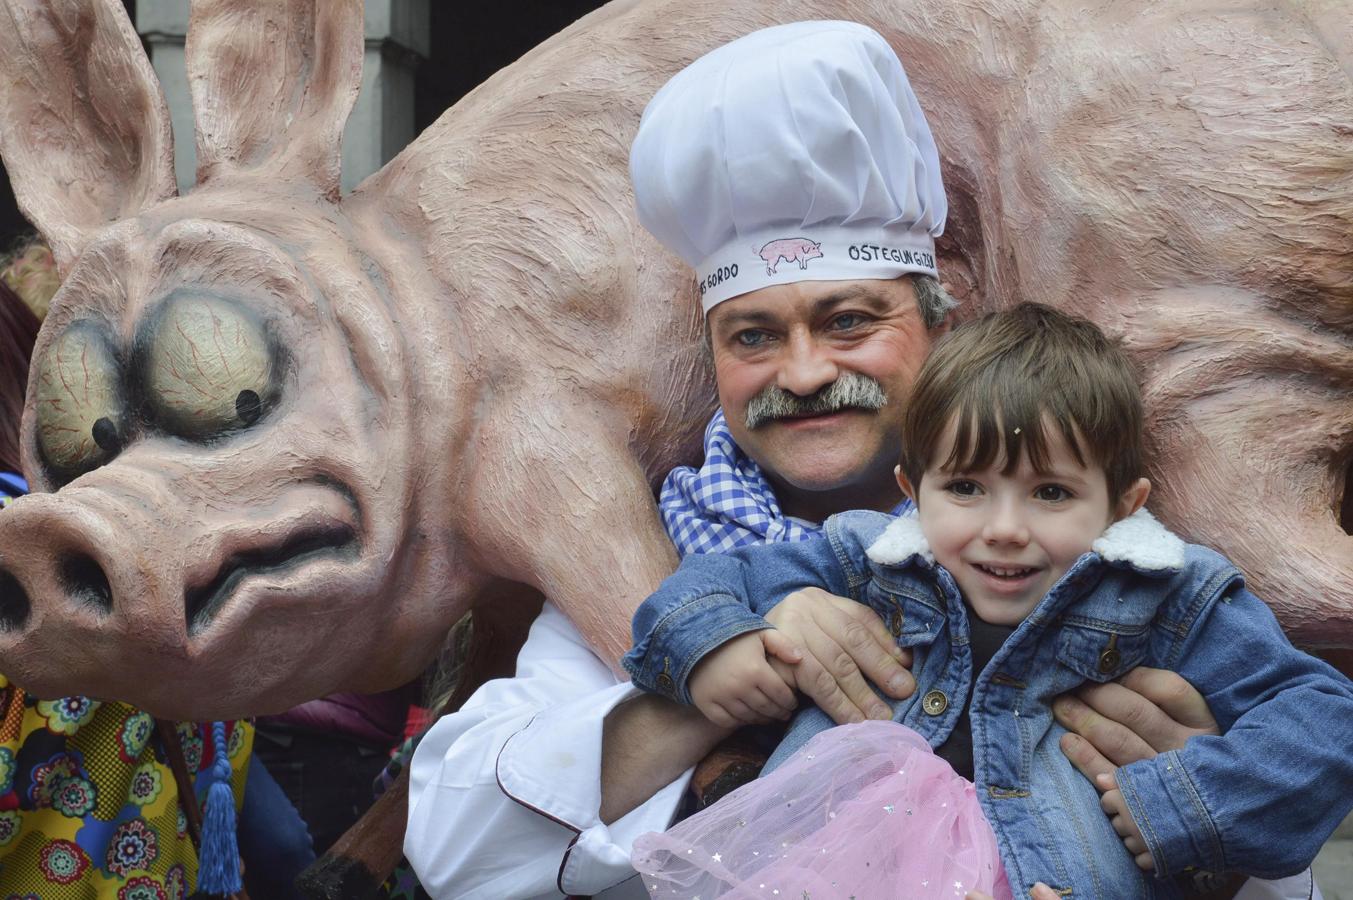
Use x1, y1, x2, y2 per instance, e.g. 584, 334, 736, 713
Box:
0, 677, 252, 899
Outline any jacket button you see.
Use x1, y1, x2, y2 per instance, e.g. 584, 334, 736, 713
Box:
889, 610, 903, 637
1097, 648, 1121, 674
656, 672, 675, 694
922, 689, 948, 716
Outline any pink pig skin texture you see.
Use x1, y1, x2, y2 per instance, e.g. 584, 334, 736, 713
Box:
0, 0, 1349, 719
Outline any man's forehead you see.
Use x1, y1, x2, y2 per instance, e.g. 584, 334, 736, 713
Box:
708, 277, 915, 329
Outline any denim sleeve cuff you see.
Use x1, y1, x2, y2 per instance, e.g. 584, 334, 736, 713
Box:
621, 594, 771, 704
1116, 749, 1225, 877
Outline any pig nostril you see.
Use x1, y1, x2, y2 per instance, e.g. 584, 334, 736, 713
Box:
59, 555, 113, 615
0, 569, 30, 631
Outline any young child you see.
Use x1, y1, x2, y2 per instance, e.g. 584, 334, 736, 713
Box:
622, 303, 1353, 898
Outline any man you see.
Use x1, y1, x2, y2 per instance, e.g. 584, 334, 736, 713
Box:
404, 22, 1317, 900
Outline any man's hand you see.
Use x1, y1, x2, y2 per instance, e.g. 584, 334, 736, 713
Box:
764, 587, 915, 724
1098, 773, 1154, 871
1055, 667, 1219, 785
688, 630, 801, 727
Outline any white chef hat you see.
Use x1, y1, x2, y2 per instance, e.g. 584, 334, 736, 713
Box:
631, 20, 947, 314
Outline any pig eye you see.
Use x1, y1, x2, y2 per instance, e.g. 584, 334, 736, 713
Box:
33, 324, 128, 479
142, 295, 276, 439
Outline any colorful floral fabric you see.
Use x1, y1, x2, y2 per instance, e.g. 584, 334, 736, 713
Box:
0, 473, 26, 510
0, 676, 252, 898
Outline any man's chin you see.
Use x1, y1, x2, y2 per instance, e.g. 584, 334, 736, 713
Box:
757, 451, 893, 498
732, 414, 897, 489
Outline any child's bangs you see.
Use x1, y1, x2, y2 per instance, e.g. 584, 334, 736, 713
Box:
938, 370, 1089, 478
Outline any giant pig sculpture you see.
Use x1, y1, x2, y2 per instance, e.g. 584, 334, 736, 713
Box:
0, 0, 1349, 720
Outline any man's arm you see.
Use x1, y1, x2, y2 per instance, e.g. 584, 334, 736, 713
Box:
405, 603, 688, 899
599, 692, 732, 823
1056, 668, 1326, 900
601, 590, 915, 820
1110, 585, 1353, 879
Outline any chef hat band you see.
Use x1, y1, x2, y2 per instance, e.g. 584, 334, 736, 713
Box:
630, 20, 948, 313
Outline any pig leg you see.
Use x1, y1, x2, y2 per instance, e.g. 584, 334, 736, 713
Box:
461, 404, 682, 669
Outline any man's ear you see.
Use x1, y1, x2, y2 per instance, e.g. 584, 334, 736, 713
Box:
895, 465, 918, 505
1114, 477, 1151, 521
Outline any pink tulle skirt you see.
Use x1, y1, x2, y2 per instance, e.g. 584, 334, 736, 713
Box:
632, 721, 1012, 899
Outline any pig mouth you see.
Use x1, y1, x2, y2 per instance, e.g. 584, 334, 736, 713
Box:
184, 520, 358, 635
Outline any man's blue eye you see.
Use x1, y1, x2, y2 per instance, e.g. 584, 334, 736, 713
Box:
736, 330, 769, 347
1036, 485, 1071, 502
830, 313, 866, 330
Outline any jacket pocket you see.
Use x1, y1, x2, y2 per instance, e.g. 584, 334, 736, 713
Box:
862, 581, 943, 649
1056, 621, 1149, 682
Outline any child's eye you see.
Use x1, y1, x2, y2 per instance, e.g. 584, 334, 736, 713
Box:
945, 479, 981, 497
1035, 484, 1072, 502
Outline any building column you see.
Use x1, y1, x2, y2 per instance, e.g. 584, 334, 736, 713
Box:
136, 0, 430, 194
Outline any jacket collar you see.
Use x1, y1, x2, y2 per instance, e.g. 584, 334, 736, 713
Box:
864, 507, 1186, 575
863, 513, 933, 566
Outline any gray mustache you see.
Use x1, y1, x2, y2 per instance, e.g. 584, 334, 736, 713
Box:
744, 372, 889, 430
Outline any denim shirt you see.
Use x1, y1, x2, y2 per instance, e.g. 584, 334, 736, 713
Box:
622, 509, 1353, 898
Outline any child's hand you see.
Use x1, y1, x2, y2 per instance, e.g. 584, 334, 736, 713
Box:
688, 629, 802, 728
1096, 772, 1154, 871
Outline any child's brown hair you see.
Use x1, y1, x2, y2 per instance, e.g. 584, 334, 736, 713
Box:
899, 303, 1144, 498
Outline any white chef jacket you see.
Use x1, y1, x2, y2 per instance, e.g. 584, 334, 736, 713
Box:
404, 603, 1323, 900
405, 602, 690, 899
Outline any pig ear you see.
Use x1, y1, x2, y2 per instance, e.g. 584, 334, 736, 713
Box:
186, 0, 363, 200
0, 0, 176, 275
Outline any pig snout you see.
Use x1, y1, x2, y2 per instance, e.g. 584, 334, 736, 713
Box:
0, 458, 367, 713
0, 489, 153, 701
0, 492, 119, 634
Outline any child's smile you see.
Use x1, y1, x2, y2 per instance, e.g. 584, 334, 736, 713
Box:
901, 417, 1148, 626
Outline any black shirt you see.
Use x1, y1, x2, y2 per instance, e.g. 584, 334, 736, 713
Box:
934, 605, 1016, 780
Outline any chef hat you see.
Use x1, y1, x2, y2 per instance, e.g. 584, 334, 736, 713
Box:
631, 20, 947, 314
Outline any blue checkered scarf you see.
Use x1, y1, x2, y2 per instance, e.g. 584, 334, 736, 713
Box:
660, 410, 911, 556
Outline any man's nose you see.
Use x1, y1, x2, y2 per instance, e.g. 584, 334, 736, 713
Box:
775, 333, 839, 396
983, 497, 1030, 546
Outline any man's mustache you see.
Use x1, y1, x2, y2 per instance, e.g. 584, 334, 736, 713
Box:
744, 372, 889, 430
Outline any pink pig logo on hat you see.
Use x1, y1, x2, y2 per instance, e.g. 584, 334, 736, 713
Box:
755, 237, 823, 276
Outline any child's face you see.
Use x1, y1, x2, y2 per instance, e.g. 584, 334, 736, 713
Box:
900, 417, 1148, 626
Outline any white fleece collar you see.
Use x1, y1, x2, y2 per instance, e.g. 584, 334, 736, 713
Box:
864, 512, 933, 566
865, 507, 1186, 573
1091, 508, 1186, 572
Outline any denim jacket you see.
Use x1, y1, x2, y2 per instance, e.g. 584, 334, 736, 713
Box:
621, 509, 1353, 898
